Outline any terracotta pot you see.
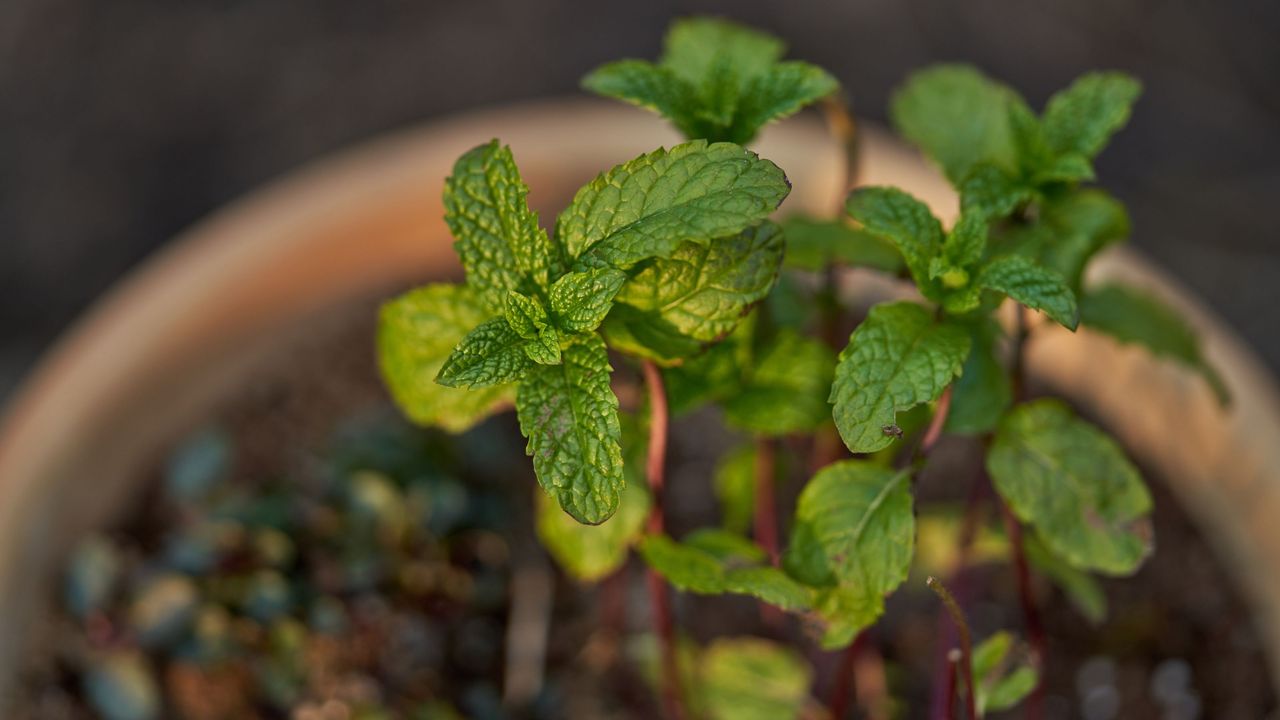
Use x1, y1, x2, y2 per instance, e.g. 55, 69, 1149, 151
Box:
0, 99, 1277, 702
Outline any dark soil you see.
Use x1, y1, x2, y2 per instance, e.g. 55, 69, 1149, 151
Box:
14, 297, 1277, 719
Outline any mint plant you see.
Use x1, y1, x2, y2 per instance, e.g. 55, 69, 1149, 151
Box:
379, 17, 1227, 720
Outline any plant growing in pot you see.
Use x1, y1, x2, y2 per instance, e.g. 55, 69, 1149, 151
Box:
22, 16, 1258, 720
379, 16, 1232, 720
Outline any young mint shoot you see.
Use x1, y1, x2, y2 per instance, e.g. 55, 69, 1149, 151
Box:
377, 17, 1228, 719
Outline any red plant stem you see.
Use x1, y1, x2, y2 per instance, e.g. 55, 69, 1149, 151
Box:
1001, 502, 1046, 720
753, 436, 780, 565
921, 385, 954, 455
944, 649, 962, 720
927, 577, 977, 720
640, 360, 685, 720
827, 632, 863, 720
753, 436, 786, 630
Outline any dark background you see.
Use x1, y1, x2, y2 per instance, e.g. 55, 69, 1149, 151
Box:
2, 0, 1278, 400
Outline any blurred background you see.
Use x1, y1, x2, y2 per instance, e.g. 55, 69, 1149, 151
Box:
2, 0, 1278, 400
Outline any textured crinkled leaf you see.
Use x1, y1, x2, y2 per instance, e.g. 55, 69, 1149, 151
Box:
436, 317, 536, 388
549, 267, 628, 333
1024, 534, 1107, 624
960, 162, 1035, 221
524, 324, 562, 365
580, 60, 700, 138
558, 141, 790, 268
846, 187, 945, 298
700, 638, 812, 720
973, 632, 1039, 714
1042, 72, 1141, 159
377, 284, 514, 432
537, 478, 649, 582
941, 212, 988, 270
1081, 283, 1228, 404
612, 222, 784, 346
724, 328, 836, 435
502, 291, 563, 365
988, 400, 1153, 575
977, 255, 1079, 330
445, 141, 558, 310
504, 291, 549, 339
890, 65, 1019, 183
516, 334, 624, 524
728, 61, 839, 144
662, 17, 783, 95
780, 215, 903, 273
945, 319, 1011, 435
830, 302, 970, 453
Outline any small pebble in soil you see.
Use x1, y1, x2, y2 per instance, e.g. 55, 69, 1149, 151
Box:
165, 428, 231, 502
129, 573, 199, 649
65, 534, 120, 619
83, 651, 160, 720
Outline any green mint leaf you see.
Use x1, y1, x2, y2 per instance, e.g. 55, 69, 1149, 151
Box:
516, 334, 624, 524
714, 445, 759, 535
1034, 152, 1096, 184
638, 534, 814, 611
585, 19, 833, 145
724, 328, 836, 435
977, 255, 1079, 330
1080, 283, 1228, 404
997, 188, 1130, 291
845, 187, 945, 299
728, 61, 839, 144
504, 290, 549, 339
780, 215, 902, 273
536, 478, 650, 582
1024, 534, 1107, 624
945, 319, 1012, 435
1042, 72, 1142, 159
890, 65, 1019, 183
445, 141, 559, 310
503, 290, 562, 364
941, 212, 988, 270
784, 461, 914, 647
558, 140, 790, 269
663, 316, 756, 413
377, 284, 515, 432
612, 222, 784, 347
972, 631, 1039, 714
786, 461, 913, 592
830, 302, 970, 453
580, 60, 700, 139
638, 534, 728, 593
1007, 95, 1052, 173
436, 317, 537, 388
662, 17, 783, 98
988, 399, 1153, 575
959, 163, 1035, 221
700, 638, 812, 720
548, 267, 628, 334
601, 304, 708, 365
